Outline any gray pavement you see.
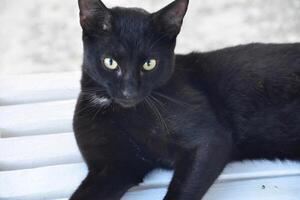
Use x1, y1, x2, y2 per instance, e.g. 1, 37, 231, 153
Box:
1, 0, 300, 75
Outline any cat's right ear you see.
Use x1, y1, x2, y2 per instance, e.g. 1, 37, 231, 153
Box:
78, 0, 112, 32
152, 0, 189, 38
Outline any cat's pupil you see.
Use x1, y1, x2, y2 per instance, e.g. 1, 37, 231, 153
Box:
147, 61, 150, 66
109, 59, 113, 65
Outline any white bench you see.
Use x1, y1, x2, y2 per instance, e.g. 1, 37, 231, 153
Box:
1, 72, 300, 200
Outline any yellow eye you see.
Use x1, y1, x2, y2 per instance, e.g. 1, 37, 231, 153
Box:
103, 58, 118, 70
143, 59, 157, 71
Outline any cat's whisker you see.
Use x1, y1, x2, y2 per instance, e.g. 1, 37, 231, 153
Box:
145, 97, 170, 135
90, 94, 111, 107
149, 95, 165, 110
79, 92, 112, 115
76, 103, 98, 115
153, 91, 191, 107
92, 105, 103, 120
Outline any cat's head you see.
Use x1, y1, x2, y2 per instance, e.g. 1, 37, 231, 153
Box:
79, 0, 189, 107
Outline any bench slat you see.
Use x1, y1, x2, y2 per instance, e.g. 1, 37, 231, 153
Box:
0, 132, 82, 170
0, 100, 75, 137
0, 163, 87, 200
2, 127, 300, 177
0, 72, 80, 106
1, 162, 300, 200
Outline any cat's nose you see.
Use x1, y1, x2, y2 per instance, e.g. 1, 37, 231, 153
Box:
122, 89, 137, 99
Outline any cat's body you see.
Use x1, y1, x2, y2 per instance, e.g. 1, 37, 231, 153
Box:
71, 0, 300, 199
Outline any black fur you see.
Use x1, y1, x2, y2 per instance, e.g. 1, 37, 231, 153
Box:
71, 0, 300, 199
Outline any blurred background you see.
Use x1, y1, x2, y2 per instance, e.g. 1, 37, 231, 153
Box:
1, 0, 300, 75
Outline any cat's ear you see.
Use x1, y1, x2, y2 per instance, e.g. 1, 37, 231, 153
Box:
78, 0, 112, 31
152, 0, 189, 38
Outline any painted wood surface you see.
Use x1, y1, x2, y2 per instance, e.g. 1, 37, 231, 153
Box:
1, 72, 300, 200
0, 72, 80, 106
1, 162, 300, 200
0, 100, 75, 137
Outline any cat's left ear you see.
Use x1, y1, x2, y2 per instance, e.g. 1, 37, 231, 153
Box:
78, 0, 112, 32
152, 0, 189, 38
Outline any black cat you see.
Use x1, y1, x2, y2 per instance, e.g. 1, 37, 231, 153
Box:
70, 0, 300, 199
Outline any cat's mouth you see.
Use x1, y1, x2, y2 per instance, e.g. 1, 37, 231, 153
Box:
114, 98, 142, 108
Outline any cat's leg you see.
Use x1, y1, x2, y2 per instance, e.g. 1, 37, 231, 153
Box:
163, 136, 232, 200
71, 107, 154, 199
70, 163, 151, 200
